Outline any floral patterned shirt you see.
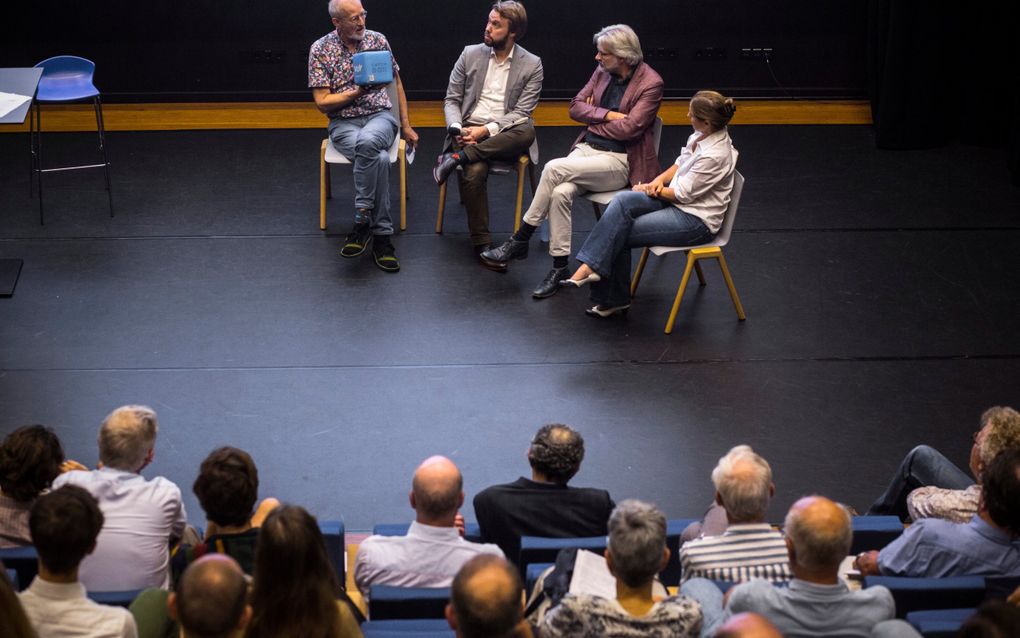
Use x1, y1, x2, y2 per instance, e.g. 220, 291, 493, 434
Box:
907, 483, 981, 524
541, 593, 703, 638
308, 29, 398, 119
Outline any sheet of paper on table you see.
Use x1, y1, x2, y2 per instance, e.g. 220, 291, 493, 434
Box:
0, 92, 31, 119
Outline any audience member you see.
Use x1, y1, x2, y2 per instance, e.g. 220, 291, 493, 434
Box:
958, 600, 1020, 638
481, 24, 663, 298
683, 496, 894, 637
0, 566, 35, 638
169, 555, 251, 638
432, 1, 543, 267
679, 445, 790, 584
0, 424, 82, 548
53, 405, 187, 590
446, 554, 530, 638
856, 448, 1020, 578
171, 446, 278, 581
473, 424, 615, 561
246, 504, 362, 638
354, 455, 503, 595
712, 612, 781, 638
541, 500, 702, 637
18, 485, 138, 638
867, 406, 1020, 522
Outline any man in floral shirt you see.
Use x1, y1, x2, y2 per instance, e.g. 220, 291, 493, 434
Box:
309, 0, 418, 272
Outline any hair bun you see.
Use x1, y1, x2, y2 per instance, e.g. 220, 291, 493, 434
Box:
724, 98, 736, 114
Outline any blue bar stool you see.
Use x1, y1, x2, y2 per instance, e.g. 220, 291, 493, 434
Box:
31, 55, 114, 224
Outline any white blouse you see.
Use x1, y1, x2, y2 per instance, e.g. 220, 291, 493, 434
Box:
668, 127, 739, 233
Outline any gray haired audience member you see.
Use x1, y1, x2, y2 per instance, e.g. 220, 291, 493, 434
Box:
678, 445, 790, 583
541, 500, 702, 637
168, 554, 251, 638
682, 495, 895, 636
446, 554, 529, 638
53, 405, 187, 591
713, 612, 781, 638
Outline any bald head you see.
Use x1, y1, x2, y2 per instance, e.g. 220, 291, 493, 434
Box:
98, 405, 158, 471
411, 456, 464, 524
784, 496, 852, 575
447, 555, 523, 638
173, 554, 250, 638
714, 612, 782, 638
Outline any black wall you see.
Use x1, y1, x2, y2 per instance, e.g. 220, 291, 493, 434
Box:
8, 0, 867, 102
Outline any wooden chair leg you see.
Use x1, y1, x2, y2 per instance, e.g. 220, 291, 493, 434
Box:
435, 182, 447, 233
398, 140, 407, 231
665, 254, 699, 334
319, 142, 329, 230
514, 156, 527, 232
716, 252, 746, 320
694, 260, 707, 285
630, 248, 651, 298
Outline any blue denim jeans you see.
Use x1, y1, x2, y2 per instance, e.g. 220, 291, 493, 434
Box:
327, 110, 398, 235
866, 445, 972, 520
576, 191, 714, 307
679, 577, 726, 638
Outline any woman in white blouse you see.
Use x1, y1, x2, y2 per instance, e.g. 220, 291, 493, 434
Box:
561, 90, 738, 317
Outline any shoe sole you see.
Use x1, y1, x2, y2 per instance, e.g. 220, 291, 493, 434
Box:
373, 255, 400, 272
585, 305, 630, 318
532, 286, 558, 299
340, 234, 372, 258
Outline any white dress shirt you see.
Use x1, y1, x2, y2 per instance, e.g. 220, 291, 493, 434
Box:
668, 127, 739, 233
19, 577, 138, 638
353, 520, 504, 595
467, 48, 514, 137
53, 467, 187, 591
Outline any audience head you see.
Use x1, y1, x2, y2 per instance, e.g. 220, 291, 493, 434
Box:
711, 445, 774, 523
170, 554, 251, 638
714, 612, 783, 638
0, 424, 64, 503
971, 406, 1020, 480
446, 555, 523, 638
981, 448, 1020, 535
411, 455, 464, 524
958, 600, 1020, 638
593, 24, 643, 67
248, 504, 342, 638
690, 90, 737, 132
0, 566, 35, 638
97, 405, 158, 472
29, 485, 104, 577
490, 1, 527, 41
783, 495, 852, 577
193, 446, 259, 528
528, 424, 585, 485
606, 499, 668, 588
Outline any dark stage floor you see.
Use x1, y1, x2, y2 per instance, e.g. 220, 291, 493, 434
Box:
1, 124, 1018, 530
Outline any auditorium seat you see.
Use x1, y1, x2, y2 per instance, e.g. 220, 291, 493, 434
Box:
361, 619, 453, 637
319, 519, 345, 585
87, 589, 143, 608
368, 585, 450, 620
371, 522, 482, 543
0, 545, 38, 591
863, 575, 986, 617
905, 608, 974, 638
849, 515, 904, 553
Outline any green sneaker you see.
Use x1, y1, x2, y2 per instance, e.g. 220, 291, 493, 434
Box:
372, 238, 400, 273
340, 222, 372, 258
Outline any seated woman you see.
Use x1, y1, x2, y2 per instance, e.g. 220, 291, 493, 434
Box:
539, 500, 702, 637
561, 90, 738, 317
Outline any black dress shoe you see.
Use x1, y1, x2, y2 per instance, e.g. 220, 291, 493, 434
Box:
474, 244, 507, 272
480, 238, 529, 266
532, 266, 570, 299
433, 153, 460, 186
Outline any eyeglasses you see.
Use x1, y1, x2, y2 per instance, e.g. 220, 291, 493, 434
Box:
341, 11, 367, 23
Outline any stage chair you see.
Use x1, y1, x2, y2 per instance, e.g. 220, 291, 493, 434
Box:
368, 585, 450, 620
863, 575, 986, 618
434, 138, 538, 234
0, 545, 39, 591
629, 171, 747, 334
31, 55, 114, 225
850, 515, 904, 554
371, 522, 482, 543
319, 519, 346, 585
905, 608, 974, 638
581, 117, 664, 219
320, 82, 407, 231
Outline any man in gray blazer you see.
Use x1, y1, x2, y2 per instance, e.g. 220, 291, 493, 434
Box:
432, 1, 543, 269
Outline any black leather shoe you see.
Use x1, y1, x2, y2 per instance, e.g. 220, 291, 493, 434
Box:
532, 266, 570, 299
474, 244, 507, 272
480, 238, 529, 267
433, 153, 460, 186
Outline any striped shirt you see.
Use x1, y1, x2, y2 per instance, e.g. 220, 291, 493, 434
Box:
678, 523, 791, 584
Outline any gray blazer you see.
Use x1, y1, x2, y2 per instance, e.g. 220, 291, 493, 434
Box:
442, 43, 543, 150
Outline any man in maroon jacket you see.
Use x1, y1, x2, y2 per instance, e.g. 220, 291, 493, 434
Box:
481, 24, 663, 298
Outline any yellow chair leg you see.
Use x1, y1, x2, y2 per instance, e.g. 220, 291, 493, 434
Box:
435, 182, 447, 234
319, 141, 328, 230
398, 140, 407, 231
514, 156, 528, 232
694, 260, 706, 285
630, 247, 650, 297
716, 252, 746, 320
665, 254, 699, 334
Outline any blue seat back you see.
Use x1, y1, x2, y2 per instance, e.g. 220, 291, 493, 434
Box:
0, 546, 39, 591
905, 608, 975, 638
850, 516, 903, 553
33, 55, 99, 102
87, 589, 143, 608
525, 561, 553, 594
664, 518, 697, 585
371, 522, 482, 543
362, 619, 454, 637
864, 575, 986, 617
517, 535, 607, 578
368, 585, 450, 620
319, 520, 346, 586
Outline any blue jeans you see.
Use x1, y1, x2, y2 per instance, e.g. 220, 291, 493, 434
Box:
866, 445, 972, 520
327, 110, 398, 235
575, 191, 714, 307
679, 577, 726, 638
